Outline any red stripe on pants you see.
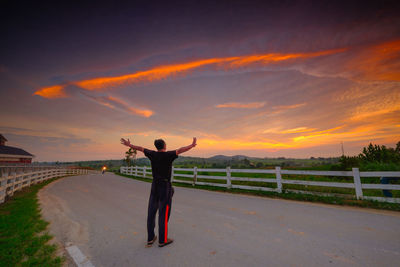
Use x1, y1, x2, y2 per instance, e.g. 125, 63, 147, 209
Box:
165, 205, 169, 243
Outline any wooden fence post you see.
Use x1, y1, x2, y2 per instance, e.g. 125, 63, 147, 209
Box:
226, 167, 232, 189
10, 170, 16, 196
193, 167, 197, 186
352, 167, 363, 199
143, 166, 146, 178
135, 166, 138, 176
27, 168, 32, 187
275, 166, 282, 193
0, 169, 6, 204
15, 169, 21, 191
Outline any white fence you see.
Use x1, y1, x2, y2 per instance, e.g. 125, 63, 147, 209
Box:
120, 166, 400, 204
0, 166, 94, 204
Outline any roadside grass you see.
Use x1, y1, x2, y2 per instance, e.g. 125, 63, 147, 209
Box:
0, 179, 64, 267
115, 172, 400, 212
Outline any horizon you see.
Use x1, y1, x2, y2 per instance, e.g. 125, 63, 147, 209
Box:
33, 153, 342, 164
1, 1, 400, 162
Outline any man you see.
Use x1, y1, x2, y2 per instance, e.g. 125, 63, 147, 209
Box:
120, 137, 197, 247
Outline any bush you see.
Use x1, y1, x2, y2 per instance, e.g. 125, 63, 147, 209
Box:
359, 142, 400, 164
359, 162, 400, 171
335, 141, 400, 171
338, 155, 360, 170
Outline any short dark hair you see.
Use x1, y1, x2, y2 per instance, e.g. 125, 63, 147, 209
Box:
154, 139, 166, 150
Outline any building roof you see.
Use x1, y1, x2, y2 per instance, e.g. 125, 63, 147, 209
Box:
0, 145, 34, 157
0, 134, 7, 141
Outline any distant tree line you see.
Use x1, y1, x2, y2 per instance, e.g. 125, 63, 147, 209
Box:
43, 142, 400, 172
337, 141, 400, 171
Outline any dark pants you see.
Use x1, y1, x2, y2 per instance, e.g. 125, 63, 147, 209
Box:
147, 181, 174, 244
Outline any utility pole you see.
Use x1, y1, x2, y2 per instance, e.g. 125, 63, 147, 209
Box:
341, 141, 345, 156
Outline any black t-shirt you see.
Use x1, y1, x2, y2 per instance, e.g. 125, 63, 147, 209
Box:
144, 149, 178, 182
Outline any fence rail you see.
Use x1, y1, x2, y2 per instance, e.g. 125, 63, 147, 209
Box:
120, 166, 400, 204
0, 166, 95, 204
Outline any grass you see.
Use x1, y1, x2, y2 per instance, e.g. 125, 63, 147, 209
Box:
115, 172, 400, 212
0, 179, 64, 267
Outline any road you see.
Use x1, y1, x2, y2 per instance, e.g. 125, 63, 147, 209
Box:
39, 173, 400, 267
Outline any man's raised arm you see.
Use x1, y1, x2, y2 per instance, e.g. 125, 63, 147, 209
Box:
120, 138, 145, 152
176, 137, 197, 155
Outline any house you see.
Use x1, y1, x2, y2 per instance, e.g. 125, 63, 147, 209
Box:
0, 134, 34, 164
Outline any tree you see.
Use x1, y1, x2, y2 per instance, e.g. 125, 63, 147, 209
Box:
256, 162, 264, 168
125, 148, 137, 166
339, 155, 359, 170
359, 142, 400, 164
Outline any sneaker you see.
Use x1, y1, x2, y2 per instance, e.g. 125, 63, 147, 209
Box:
145, 235, 157, 248
158, 238, 174, 247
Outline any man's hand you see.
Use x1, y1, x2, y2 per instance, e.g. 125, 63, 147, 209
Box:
176, 137, 197, 155
192, 137, 197, 147
120, 138, 131, 147
120, 138, 145, 152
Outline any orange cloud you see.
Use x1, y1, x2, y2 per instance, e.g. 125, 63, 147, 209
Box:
349, 90, 400, 121
200, 138, 293, 150
121, 132, 150, 137
292, 126, 345, 142
262, 127, 316, 134
280, 127, 317, 134
347, 39, 400, 81
34, 85, 67, 98
197, 122, 399, 151
106, 96, 153, 117
75, 57, 238, 91
215, 102, 265, 109
229, 48, 346, 68
86, 94, 153, 117
34, 48, 347, 98
271, 103, 307, 114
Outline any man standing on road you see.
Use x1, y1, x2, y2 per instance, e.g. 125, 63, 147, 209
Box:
120, 137, 197, 247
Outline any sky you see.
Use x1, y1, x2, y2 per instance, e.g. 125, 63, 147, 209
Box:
1, 0, 400, 162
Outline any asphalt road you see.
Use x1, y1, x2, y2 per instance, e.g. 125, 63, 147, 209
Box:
39, 173, 400, 267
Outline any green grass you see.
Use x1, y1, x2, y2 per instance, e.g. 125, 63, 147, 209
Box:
114, 172, 400, 212
0, 179, 64, 267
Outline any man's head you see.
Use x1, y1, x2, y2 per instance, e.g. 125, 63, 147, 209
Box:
154, 139, 166, 151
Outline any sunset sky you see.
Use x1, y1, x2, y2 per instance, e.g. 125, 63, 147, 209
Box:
1, 0, 400, 162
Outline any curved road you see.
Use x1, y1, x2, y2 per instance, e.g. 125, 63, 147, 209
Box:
39, 173, 400, 267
